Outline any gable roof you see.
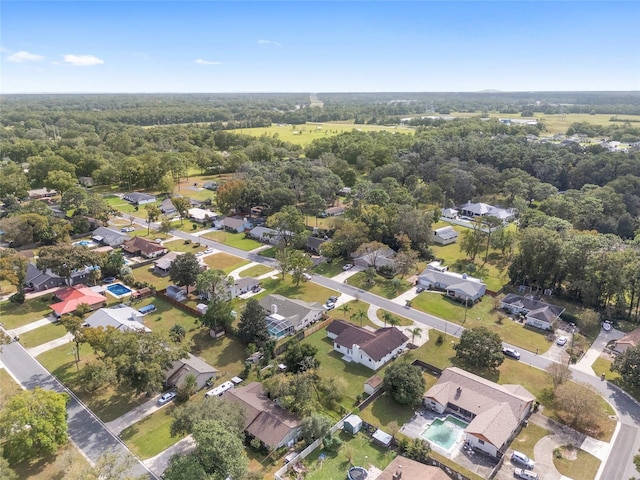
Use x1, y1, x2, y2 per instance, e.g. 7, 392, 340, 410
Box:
154, 251, 183, 271
418, 269, 486, 297
123, 192, 156, 204
225, 382, 301, 449
220, 216, 250, 230
84, 306, 151, 332
424, 367, 534, 449
616, 328, 640, 348
160, 198, 176, 212
501, 294, 564, 321
122, 237, 166, 256
165, 353, 218, 386
92, 226, 130, 245
259, 294, 324, 327
51, 286, 107, 316
377, 455, 450, 480
25, 263, 64, 288
433, 226, 459, 240
330, 319, 409, 362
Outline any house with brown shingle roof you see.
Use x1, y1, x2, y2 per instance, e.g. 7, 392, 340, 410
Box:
327, 320, 409, 371
423, 367, 534, 457
122, 237, 168, 259
614, 328, 640, 354
377, 455, 451, 480
224, 382, 302, 450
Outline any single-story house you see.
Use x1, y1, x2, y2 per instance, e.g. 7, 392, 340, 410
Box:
500, 293, 565, 331
154, 251, 184, 276
614, 328, 640, 354
423, 367, 535, 458
225, 382, 302, 450
160, 198, 177, 215
431, 226, 459, 246
92, 226, 130, 247
165, 353, 218, 390
441, 207, 459, 219
306, 236, 328, 254
213, 216, 252, 233
230, 277, 260, 298
322, 206, 345, 217
28, 188, 57, 199
166, 285, 187, 302
417, 265, 486, 302
458, 201, 516, 222
51, 285, 107, 317
353, 247, 396, 270
83, 305, 151, 332
78, 176, 94, 187
122, 237, 168, 259
364, 375, 384, 396
25, 263, 89, 292
123, 192, 156, 205
338, 187, 352, 196
259, 294, 324, 339
188, 208, 215, 224
248, 226, 282, 245
377, 455, 451, 480
327, 319, 409, 371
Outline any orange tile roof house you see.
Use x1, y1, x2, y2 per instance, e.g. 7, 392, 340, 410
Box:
377, 455, 451, 480
423, 367, 535, 458
327, 319, 409, 371
122, 237, 168, 259
225, 382, 302, 450
50, 285, 107, 317
614, 328, 640, 354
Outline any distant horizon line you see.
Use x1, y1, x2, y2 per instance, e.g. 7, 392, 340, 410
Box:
2, 89, 640, 95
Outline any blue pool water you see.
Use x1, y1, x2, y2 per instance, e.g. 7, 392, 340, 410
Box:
106, 283, 133, 296
421, 415, 468, 450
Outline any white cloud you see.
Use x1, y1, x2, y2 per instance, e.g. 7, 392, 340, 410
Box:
63, 54, 104, 66
257, 39, 282, 47
8, 51, 45, 63
195, 59, 221, 65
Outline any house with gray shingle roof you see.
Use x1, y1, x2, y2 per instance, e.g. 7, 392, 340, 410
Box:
123, 192, 156, 205
91, 226, 130, 247
431, 226, 459, 245
165, 353, 218, 390
417, 264, 486, 302
500, 293, 564, 331
259, 294, 324, 339
423, 367, 535, 458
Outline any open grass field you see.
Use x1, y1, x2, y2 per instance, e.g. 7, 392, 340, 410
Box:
238, 264, 273, 278
411, 294, 552, 353
120, 405, 182, 459
345, 272, 412, 299
228, 122, 415, 146
303, 431, 396, 480
0, 298, 52, 330
201, 231, 262, 251
553, 445, 601, 480
203, 252, 250, 273
11, 443, 90, 480
510, 423, 550, 460
18, 321, 67, 348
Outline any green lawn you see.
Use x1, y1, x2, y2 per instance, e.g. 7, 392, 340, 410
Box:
18, 321, 67, 348
135, 297, 201, 337
0, 368, 22, 409
0, 279, 17, 297
553, 446, 601, 480
203, 253, 250, 274
375, 309, 413, 327
164, 239, 207, 253
358, 392, 414, 429
105, 195, 158, 215
510, 423, 550, 460
120, 406, 183, 459
591, 356, 621, 382
256, 276, 337, 304
332, 301, 376, 329
303, 431, 396, 480
201, 231, 262, 251
191, 334, 248, 380
345, 272, 412, 299
238, 264, 273, 278
132, 266, 173, 290
0, 298, 53, 330
411, 294, 552, 353
313, 261, 348, 278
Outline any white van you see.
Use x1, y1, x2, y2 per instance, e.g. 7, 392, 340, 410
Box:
511, 451, 535, 469
514, 468, 539, 480
205, 381, 234, 398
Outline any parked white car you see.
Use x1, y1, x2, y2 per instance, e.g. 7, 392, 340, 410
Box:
342, 264, 354, 271
158, 391, 176, 406
556, 336, 568, 347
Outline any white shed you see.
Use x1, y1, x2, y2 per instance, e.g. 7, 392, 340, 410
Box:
344, 414, 363, 435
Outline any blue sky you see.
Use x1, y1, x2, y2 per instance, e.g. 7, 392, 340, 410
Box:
2, 1, 639, 93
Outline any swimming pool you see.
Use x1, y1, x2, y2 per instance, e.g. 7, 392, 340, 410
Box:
73, 240, 99, 248
106, 283, 133, 298
421, 415, 468, 451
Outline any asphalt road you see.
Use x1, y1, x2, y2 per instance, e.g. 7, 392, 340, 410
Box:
134, 218, 640, 478
0, 340, 156, 479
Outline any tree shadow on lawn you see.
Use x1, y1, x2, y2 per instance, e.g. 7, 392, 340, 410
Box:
76, 384, 149, 423
190, 330, 245, 373
12, 452, 65, 480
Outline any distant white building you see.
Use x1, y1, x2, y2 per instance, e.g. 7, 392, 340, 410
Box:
458, 201, 515, 222
431, 226, 459, 246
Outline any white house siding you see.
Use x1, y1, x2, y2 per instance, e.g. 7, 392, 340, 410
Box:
466, 434, 498, 457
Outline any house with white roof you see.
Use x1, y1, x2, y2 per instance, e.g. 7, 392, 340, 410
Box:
423, 367, 535, 458
188, 208, 216, 224
458, 201, 516, 222
441, 208, 459, 219
417, 262, 486, 302
431, 226, 459, 245
83, 306, 151, 333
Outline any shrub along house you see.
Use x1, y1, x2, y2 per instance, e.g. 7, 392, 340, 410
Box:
423, 367, 535, 458
327, 319, 409, 371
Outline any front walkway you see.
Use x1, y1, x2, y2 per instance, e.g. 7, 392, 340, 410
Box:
144, 434, 195, 477
228, 261, 260, 280
330, 265, 364, 283
27, 332, 73, 357
389, 286, 422, 306
6, 315, 57, 336
105, 394, 163, 435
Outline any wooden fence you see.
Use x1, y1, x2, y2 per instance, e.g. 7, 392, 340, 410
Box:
156, 288, 203, 317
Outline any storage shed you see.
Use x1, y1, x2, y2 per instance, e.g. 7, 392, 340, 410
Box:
372, 429, 393, 447
344, 414, 363, 435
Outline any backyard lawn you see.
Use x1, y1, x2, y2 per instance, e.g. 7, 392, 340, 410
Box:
191, 334, 248, 380
411, 294, 552, 354
256, 276, 338, 304
204, 253, 250, 274
120, 405, 183, 459
345, 272, 412, 300
238, 264, 273, 278
0, 298, 53, 330
201, 231, 262, 251
358, 391, 414, 430
18, 321, 67, 348
132, 266, 173, 290
553, 446, 601, 480
303, 431, 396, 480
